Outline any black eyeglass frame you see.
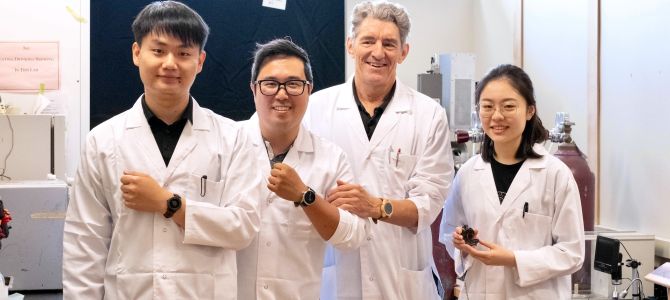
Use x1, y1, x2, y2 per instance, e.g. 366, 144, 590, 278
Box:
253, 79, 311, 96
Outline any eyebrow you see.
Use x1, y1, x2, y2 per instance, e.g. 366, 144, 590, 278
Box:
259, 76, 306, 81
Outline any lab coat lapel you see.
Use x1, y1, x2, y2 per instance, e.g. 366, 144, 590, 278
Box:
496, 163, 531, 222
474, 158, 502, 216
336, 78, 371, 148
368, 82, 411, 151
124, 98, 166, 179
282, 125, 312, 171
164, 99, 209, 179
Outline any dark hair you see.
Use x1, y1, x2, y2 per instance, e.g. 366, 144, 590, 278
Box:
250, 38, 313, 83
132, 1, 209, 51
474, 64, 547, 162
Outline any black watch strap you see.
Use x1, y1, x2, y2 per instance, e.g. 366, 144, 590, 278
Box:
163, 194, 182, 218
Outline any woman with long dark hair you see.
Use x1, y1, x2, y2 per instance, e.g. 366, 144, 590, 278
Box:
439, 64, 585, 299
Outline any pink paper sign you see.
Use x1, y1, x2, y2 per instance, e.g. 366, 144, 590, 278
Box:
0, 42, 60, 91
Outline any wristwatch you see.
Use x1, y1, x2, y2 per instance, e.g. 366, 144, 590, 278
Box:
295, 187, 316, 207
373, 198, 393, 224
163, 194, 182, 218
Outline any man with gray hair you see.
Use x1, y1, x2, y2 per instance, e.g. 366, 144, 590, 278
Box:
305, 1, 454, 299
237, 38, 370, 300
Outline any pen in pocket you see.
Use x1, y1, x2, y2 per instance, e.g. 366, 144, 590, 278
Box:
200, 175, 207, 197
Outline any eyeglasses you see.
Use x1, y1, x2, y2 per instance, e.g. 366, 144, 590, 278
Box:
478, 102, 519, 118
254, 79, 310, 96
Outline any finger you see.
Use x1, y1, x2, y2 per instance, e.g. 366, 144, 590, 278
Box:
272, 163, 285, 170
331, 197, 356, 207
338, 203, 355, 212
123, 170, 148, 177
477, 239, 494, 249
270, 168, 281, 177
120, 184, 131, 193
336, 179, 348, 186
267, 182, 277, 192
120, 175, 134, 185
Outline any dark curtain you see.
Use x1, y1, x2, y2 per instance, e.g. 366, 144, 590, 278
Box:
90, 0, 344, 128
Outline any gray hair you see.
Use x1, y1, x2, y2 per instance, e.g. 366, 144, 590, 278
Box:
350, 1, 411, 45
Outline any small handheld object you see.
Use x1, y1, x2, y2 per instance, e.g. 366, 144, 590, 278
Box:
461, 224, 479, 246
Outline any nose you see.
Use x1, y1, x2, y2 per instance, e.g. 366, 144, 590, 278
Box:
371, 41, 384, 58
162, 53, 177, 69
491, 107, 505, 119
274, 85, 289, 100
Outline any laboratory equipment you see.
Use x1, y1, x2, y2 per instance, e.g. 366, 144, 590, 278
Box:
0, 180, 67, 291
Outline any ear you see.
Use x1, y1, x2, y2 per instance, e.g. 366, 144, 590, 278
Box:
307, 82, 314, 95
398, 43, 409, 64
132, 42, 141, 67
196, 50, 206, 74
250, 82, 256, 97
346, 37, 354, 57
526, 105, 536, 121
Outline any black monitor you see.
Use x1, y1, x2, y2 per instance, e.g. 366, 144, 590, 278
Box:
594, 235, 621, 274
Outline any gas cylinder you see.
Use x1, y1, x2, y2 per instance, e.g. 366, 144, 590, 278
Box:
549, 112, 595, 295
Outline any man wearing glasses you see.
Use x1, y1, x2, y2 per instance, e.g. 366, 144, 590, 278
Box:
236, 38, 370, 300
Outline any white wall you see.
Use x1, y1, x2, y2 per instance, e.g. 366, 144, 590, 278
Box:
523, 0, 590, 155
599, 0, 670, 247
472, 0, 519, 79
0, 0, 89, 179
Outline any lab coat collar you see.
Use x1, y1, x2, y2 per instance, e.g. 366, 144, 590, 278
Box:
245, 113, 315, 154
472, 143, 549, 222
336, 76, 411, 112
126, 95, 210, 131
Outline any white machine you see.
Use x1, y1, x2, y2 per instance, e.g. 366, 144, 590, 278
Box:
0, 180, 67, 291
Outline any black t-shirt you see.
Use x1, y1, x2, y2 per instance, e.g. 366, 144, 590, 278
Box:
491, 158, 525, 204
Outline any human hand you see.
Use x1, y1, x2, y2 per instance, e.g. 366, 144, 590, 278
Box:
326, 180, 381, 219
267, 163, 307, 203
452, 226, 480, 253
120, 171, 172, 213
462, 238, 517, 267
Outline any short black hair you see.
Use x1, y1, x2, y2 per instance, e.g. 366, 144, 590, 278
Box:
132, 1, 209, 51
475, 64, 548, 162
250, 38, 313, 83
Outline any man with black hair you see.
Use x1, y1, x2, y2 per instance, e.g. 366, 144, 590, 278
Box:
63, 2, 261, 299
236, 38, 370, 300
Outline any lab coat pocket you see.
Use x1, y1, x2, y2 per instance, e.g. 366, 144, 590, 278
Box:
517, 211, 552, 249
390, 153, 418, 179
188, 173, 225, 206
399, 265, 440, 300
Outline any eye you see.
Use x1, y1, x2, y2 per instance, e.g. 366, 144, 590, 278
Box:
151, 49, 163, 54
480, 104, 493, 110
286, 81, 302, 89
180, 52, 192, 57
503, 104, 517, 111
262, 81, 278, 88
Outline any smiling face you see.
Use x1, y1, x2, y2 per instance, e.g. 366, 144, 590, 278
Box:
132, 32, 205, 103
479, 78, 536, 154
347, 17, 409, 91
252, 56, 312, 139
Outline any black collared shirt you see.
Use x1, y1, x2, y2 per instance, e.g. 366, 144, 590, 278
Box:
352, 79, 396, 140
142, 96, 193, 166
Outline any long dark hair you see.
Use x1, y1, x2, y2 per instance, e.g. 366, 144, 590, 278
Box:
475, 64, 547, 162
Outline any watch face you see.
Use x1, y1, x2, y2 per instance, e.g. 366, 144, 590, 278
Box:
168, 198, 180, 210
304, 189, 316, 204
383, 201, 393, 215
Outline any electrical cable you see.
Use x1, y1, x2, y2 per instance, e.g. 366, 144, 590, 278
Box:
0, 114, 14, 181
618, 241, 646, 299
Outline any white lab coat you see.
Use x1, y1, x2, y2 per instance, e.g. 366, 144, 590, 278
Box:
305, 78, 454, 300
63, 97, 262, 300
236, 116, 371, 300
439, 144, 585, 300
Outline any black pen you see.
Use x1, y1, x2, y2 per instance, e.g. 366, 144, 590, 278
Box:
200, 175, 207, 197
523, 202, 529, 218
